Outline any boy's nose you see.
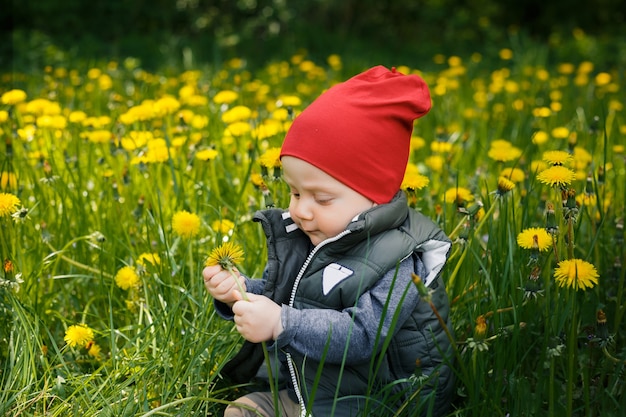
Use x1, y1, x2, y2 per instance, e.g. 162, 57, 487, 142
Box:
292, 198, 313, 220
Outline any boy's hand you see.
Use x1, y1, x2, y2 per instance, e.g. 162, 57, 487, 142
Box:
202, 265, 246, 306
232, 291, 283, 342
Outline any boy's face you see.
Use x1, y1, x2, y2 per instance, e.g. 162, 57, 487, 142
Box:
282, 156, 375, 246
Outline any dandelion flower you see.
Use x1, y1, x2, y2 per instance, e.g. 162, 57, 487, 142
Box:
64, 324, 95, 348
517, 227, 552, 251
87, 341, 102, 359
554, 259, 599, 291
222, 105, 252, 124
205, 241, 244, 270
542, 150, 573, 166
402, 165, 430, 191
499, 167, 525, 183
443, 187, 474, 205
115, 266, 140, 290
259, 147, 282, 169
172, 210, 201, 239
213, 90, 239, 105
211, 219, 235, 234
496, 176, 516, 196
1, 89, 27, 105
537, 166, 576, 188
487, 140, 522, 162
0, 192, 20, 217
137, 253, 161, 267
196, 148, 219, 161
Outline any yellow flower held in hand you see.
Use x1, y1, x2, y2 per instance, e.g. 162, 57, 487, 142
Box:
64, 324, 95, 348
205, 241, 244, 270
206, 241, 247, 299
554, 259, 599, 291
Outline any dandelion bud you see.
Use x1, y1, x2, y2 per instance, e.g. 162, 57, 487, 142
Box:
568, 131, 577, 151
597, 166, 605, 185
3, 258, 14, 275
563, 188, 578, 220
411, 273, 432, 302
5, 137, 12, 157
585, 173, 594, 195
545, 202, 558, 235
615, 218, 624, 246
595, 309, 611, 343
474, 315, 487, 339
588, 115, 600, 134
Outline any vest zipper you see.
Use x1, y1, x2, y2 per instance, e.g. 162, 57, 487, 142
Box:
286, 229, 352, 417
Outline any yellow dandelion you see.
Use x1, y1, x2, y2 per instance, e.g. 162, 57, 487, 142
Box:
279, 95, 302, 107
1, 89, 27, 105
0, 192, 21, 217
154, 95, 181, 115
551, 126, 570, 139
226, 121, 252, 137
211, 219, 235, 234
532, 130, 549, 145
487, 141, 522, 162
115, 266, 140, 290
259, 147, 282, 169
401, 170, 430, 191
443, 187, 474, 205
196, 148, 219, 161
496, 176, 516, 196
517, 227, 552, 252
205, 241, 245, 270
64, 324, 95, 348
410, 135, 426, 151
222, 105, 252, 124
554, 259, 599, 291
137, 253, 161, 267
213, 90, 239, 105
542, 150, 573, 166
499, 167, 525, 183
250, 172, 266, 189
431, 141, 453, 153
537, 166, 576, 188
87, 341, 102, 359
425, 155, 445, 172
172, 210, 201, 239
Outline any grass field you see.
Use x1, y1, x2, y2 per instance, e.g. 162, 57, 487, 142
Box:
1, 34, 625, 416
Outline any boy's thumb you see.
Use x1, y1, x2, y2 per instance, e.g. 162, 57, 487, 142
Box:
232, 289, 244, 302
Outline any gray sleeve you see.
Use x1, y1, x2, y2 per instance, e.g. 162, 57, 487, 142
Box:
274, 256, 419, 365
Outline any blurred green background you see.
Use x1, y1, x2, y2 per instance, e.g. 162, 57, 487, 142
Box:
3, 0, 626, 71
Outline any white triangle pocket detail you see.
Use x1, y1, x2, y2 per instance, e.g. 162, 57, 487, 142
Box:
322, 263, 354, 295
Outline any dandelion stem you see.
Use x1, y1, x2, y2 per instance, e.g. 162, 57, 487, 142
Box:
565, 290, 578, 417
45, 242, 113, 279
567, 217, 574, 260
225, 267, 248, 301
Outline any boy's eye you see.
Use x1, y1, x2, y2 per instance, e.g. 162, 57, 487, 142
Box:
315, 197, 332, 205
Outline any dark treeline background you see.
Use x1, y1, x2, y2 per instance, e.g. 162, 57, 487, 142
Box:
3, 0, 626, 71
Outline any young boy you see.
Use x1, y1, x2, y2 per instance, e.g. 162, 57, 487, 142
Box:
203, 65, 455, 417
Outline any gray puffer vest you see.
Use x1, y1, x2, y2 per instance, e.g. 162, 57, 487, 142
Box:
223, 192, 455, 416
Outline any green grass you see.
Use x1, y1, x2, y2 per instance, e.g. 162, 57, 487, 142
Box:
1, 31, 625, 416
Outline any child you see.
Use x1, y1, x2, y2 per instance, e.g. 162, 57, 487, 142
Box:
203, 65, 455, 417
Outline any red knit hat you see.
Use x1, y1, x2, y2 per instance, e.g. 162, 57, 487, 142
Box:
280, 65, 431, 204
